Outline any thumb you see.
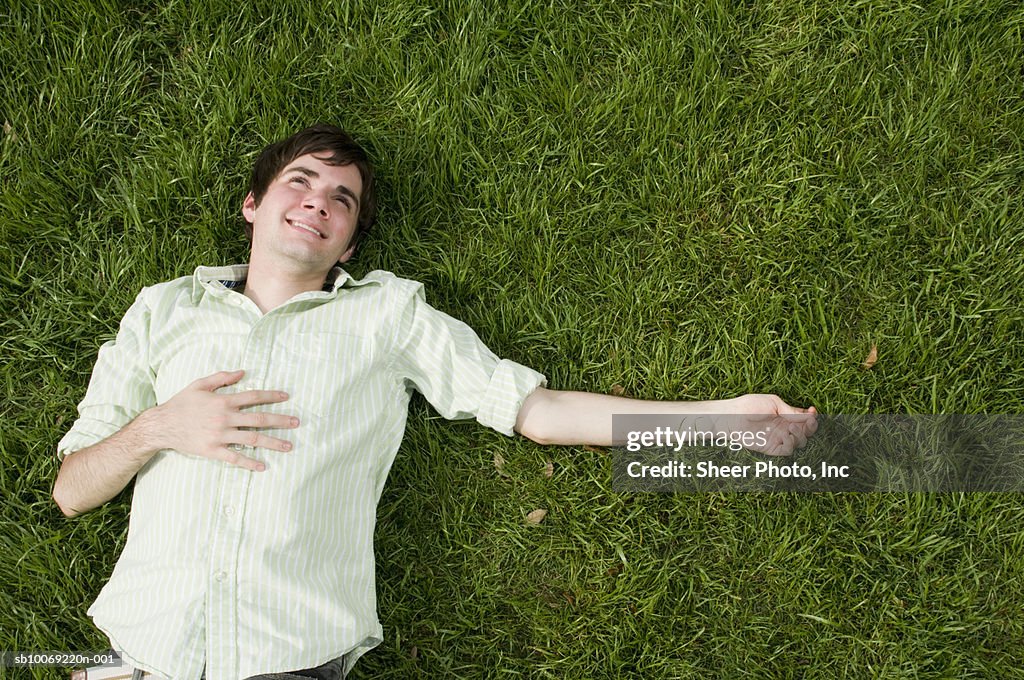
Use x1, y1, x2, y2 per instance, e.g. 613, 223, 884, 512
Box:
773, 398, 816, 418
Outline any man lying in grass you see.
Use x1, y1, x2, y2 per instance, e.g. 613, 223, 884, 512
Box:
52, 124, 817, 680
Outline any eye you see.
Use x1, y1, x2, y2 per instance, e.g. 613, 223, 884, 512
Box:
334, 195, 351, 208
289, 176, 310, 187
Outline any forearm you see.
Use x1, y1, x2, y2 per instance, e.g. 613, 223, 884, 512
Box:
515, 388, 736, 446
53, 408, 165, 517
53, 371, 298, 516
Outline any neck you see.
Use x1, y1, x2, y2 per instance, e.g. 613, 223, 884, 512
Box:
242, 256, 333, 313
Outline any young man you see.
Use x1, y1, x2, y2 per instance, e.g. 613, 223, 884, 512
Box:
53, 124, 817, 680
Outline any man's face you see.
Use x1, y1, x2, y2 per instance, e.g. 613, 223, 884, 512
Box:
242, 153, 363, 272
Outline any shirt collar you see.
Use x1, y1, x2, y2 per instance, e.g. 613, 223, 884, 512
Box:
190, 264, 371, 304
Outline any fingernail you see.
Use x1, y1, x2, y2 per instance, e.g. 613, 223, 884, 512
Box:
284, 442, 292, 451
291, 417, 299, 427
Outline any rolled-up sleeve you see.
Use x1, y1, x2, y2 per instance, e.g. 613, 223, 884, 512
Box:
57, 289, 157, 457
387, 280, 546, 436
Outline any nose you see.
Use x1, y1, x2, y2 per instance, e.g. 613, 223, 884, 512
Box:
303, 192, 329, 218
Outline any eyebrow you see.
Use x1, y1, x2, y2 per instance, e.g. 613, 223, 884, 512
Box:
288, 166, 360, 209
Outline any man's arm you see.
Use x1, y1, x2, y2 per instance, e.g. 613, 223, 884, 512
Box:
514, 387, 817, 454
54, 408, 164, 518
53, 370, 299, 518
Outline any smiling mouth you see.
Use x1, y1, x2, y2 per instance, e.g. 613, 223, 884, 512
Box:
288, 219, 326, 239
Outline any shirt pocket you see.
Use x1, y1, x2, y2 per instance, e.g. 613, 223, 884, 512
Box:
153, 334, 246, 405
270, 330, 369, 420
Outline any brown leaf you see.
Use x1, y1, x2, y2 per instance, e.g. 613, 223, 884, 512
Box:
610, 383, 627, 397
862, 343, 878, 370
410, 645, 418, 660
606, 563, 623, 577
493, 451, 510, 478
543, 460, 554, 478
526, 508, 548, 524
583, 445, 608, 453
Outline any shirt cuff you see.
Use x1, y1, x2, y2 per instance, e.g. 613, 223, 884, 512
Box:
56, 414, 125, 459
475, 359, 547, 436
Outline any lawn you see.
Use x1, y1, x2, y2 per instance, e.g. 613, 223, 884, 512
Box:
1, 0, 1022, 677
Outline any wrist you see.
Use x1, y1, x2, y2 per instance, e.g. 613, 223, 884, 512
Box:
692, 397, 740, 416
127, 406, 169, 461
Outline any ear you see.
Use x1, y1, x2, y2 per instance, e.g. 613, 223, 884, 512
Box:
338, 239, 358, 264
242, 192, 257, 225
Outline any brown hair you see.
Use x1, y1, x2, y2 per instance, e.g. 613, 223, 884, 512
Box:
244, 124, 377, 256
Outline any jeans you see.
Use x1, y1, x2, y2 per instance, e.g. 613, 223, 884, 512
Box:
242, 656, 346, 680
128, 656, 346, 680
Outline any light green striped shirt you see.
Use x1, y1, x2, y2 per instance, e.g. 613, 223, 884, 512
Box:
57, 264, 546, 680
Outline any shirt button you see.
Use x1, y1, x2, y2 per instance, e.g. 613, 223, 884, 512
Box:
223, 505, 235, 517
214, 571, 227, 582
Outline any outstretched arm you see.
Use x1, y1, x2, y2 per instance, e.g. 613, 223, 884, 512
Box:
514, 387, 817, 455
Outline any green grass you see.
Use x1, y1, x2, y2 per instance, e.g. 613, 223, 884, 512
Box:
2, 0, 1023, 677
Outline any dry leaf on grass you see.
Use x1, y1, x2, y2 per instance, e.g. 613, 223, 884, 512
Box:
610, 383, 627, 396
526, 508, 548, 524
543, 460, 554, 478
583, 445, 607, 453
493, 451, 510, 478
862, 343, 878, 370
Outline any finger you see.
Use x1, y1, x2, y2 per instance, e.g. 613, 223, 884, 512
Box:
783, 431, 799, 454
228, 390, 291, 409
779, 410, 818, 431
218, 447, 267, 472
778, 431, 799, 452
788, 424, 808, 449
226, 430, 294, 453
229, 411, 300, 430
772, 429, 797, 456
789, 413, 818, 440
191, 370, 246, 392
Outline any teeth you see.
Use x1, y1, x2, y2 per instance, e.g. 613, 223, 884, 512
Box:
290, 220, 323, 238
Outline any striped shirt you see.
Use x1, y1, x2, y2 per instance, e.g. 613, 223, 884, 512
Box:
57, 264, 546, 680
